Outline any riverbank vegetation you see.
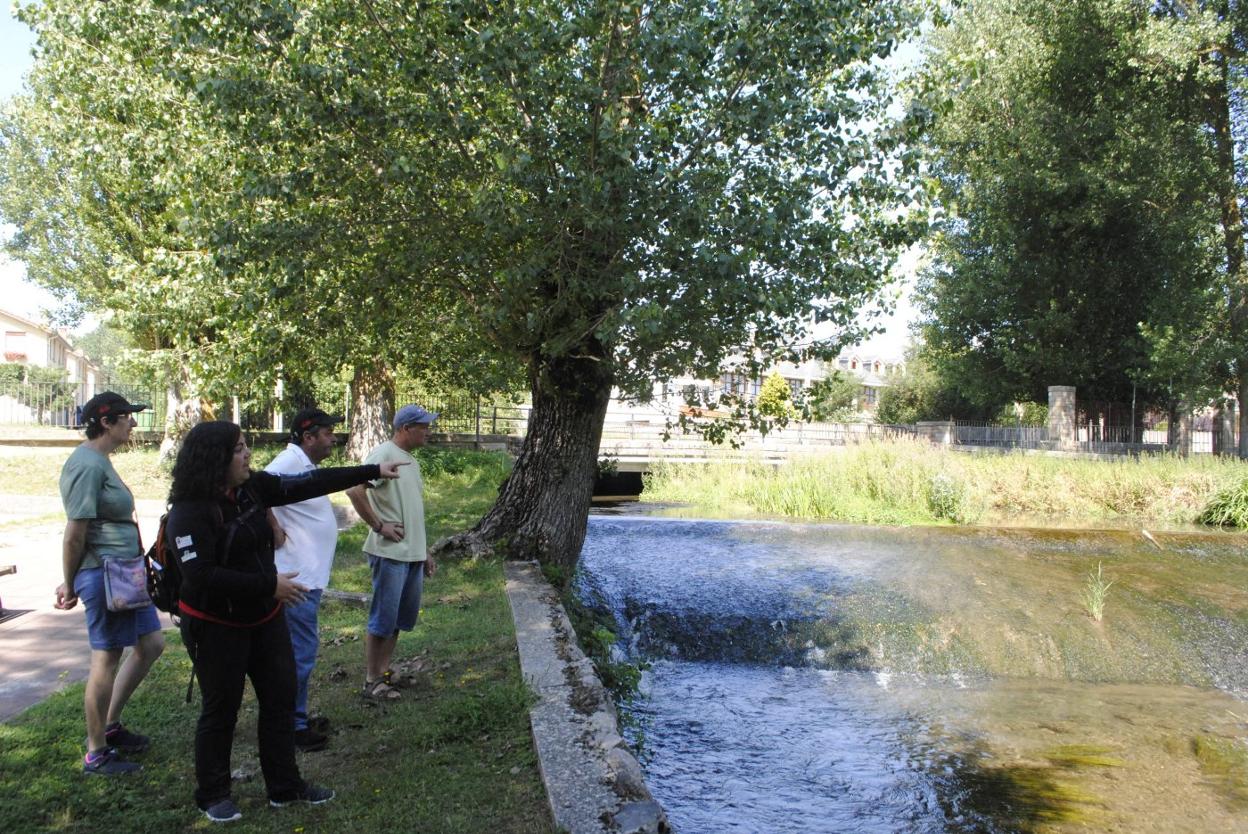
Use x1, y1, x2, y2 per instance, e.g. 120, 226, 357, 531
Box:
0, 449, 550, 834
643, 439, 1248, 529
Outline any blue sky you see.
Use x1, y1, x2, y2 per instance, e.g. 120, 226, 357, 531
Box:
0, 2, 48, 321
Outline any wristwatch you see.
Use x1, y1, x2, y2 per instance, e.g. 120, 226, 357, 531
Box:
372, 520, 383, 533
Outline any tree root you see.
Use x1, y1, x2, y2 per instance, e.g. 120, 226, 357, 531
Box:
430, 529, 498, 561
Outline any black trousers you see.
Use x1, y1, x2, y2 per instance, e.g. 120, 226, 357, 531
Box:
183, 613, 304, 807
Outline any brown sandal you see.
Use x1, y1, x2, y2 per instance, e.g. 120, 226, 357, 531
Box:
361, 679, 402, 701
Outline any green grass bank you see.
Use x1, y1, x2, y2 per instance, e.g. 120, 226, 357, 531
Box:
0, 448, 555, 834
643, 438, 1248, 528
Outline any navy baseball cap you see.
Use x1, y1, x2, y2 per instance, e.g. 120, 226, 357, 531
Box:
393, 404, 438, 428
290, 407, 344, 439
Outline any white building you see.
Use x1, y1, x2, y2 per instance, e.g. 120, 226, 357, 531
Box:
629, 350, 904, 418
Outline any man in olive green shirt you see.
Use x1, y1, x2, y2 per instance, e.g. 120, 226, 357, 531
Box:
346, 404, 438, 701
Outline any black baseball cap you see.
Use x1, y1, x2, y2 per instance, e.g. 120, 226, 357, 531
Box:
290, 407, 345, 440
81, 392, 148, 427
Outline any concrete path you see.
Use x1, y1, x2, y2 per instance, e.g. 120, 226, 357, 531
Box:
0, 495, 168, 723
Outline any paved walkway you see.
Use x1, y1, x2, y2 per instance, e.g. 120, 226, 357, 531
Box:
0, 494, 167, 723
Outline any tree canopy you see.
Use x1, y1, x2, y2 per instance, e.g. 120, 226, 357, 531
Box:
914, 0, 1230, 418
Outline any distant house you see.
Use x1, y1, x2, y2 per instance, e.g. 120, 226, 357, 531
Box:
0, 307, 102, 424
830, 352, 904, 411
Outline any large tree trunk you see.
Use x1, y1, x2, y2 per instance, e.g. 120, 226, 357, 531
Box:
345, 361, 394, 461
1206, 41, 1248, 457
158, 367, 200, 463
435, 353, 613, 573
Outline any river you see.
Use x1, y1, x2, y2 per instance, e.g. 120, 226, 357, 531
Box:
575, 515, 1248, 833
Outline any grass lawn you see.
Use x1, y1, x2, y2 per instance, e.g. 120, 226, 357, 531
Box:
0, 449, 556, 834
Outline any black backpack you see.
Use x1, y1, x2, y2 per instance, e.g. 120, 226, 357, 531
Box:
144, 510, 198, 703
144, 512, 181, 619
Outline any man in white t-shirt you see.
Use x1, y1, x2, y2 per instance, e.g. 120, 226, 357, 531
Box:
265, 407, 343, 752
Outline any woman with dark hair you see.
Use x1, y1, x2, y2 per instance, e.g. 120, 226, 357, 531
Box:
166, 420, 405, 823
57, 392, 165, 775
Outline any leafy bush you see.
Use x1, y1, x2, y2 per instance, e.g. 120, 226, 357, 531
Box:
993, 401, 1049, 425
756, 371, 794, 419
802, 371, 860, 421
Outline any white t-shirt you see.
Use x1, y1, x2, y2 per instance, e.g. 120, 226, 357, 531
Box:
265, 443, 339, 590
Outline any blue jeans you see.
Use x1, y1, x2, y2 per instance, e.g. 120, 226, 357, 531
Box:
284, 589, 323, 732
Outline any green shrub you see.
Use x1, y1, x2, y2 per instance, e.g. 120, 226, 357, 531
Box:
993, 401, 1049, 425
1196, 479, 1248, 528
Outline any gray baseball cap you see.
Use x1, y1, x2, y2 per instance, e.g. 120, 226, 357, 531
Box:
393, 403, 438, 428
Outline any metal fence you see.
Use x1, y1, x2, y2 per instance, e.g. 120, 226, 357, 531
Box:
2, 380, 1234, 459
0, 380, 164, 430
954, 421, 1227, 455
954, 422, 1048, 448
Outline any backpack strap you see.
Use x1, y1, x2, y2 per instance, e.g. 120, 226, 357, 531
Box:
220, 484, 266, 570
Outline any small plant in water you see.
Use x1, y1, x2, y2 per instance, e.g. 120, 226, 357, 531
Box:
1081, 562, 1113, 623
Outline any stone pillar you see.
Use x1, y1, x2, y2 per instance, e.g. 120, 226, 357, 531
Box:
1214, 402, 1236, 457
1175, 402, 1193, 457
916, 420, 955, 445
1046, 386, 1076, 449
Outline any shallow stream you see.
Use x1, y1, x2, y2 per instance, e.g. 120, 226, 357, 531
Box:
575, 516, 1248, 833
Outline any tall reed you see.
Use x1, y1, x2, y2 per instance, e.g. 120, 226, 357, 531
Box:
643, 439, 1248, 527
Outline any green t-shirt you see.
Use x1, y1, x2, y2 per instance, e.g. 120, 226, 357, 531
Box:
362, 440, 426, 562
59, 444, 140, 571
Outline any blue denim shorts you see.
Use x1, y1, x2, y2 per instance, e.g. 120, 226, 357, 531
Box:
74, 566, 162, 650
367, 555, 424, 638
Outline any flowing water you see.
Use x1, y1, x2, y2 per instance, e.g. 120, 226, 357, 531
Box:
576, 516, 1248, 833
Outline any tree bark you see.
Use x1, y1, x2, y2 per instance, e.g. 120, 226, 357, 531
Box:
345, 361, 394, 461
158, 367, 200, 463
435, 352, 613, 573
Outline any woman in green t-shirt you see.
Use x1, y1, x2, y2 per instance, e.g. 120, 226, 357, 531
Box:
56, 392, 165, 776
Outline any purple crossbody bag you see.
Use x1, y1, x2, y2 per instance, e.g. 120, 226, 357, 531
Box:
102, 553, 152, 612
101, 509, 152, 612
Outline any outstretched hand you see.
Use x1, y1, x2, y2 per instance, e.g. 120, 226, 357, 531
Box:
378, 461, 409, 479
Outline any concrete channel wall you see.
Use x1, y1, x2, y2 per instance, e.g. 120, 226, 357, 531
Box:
503, 562, 669, 834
